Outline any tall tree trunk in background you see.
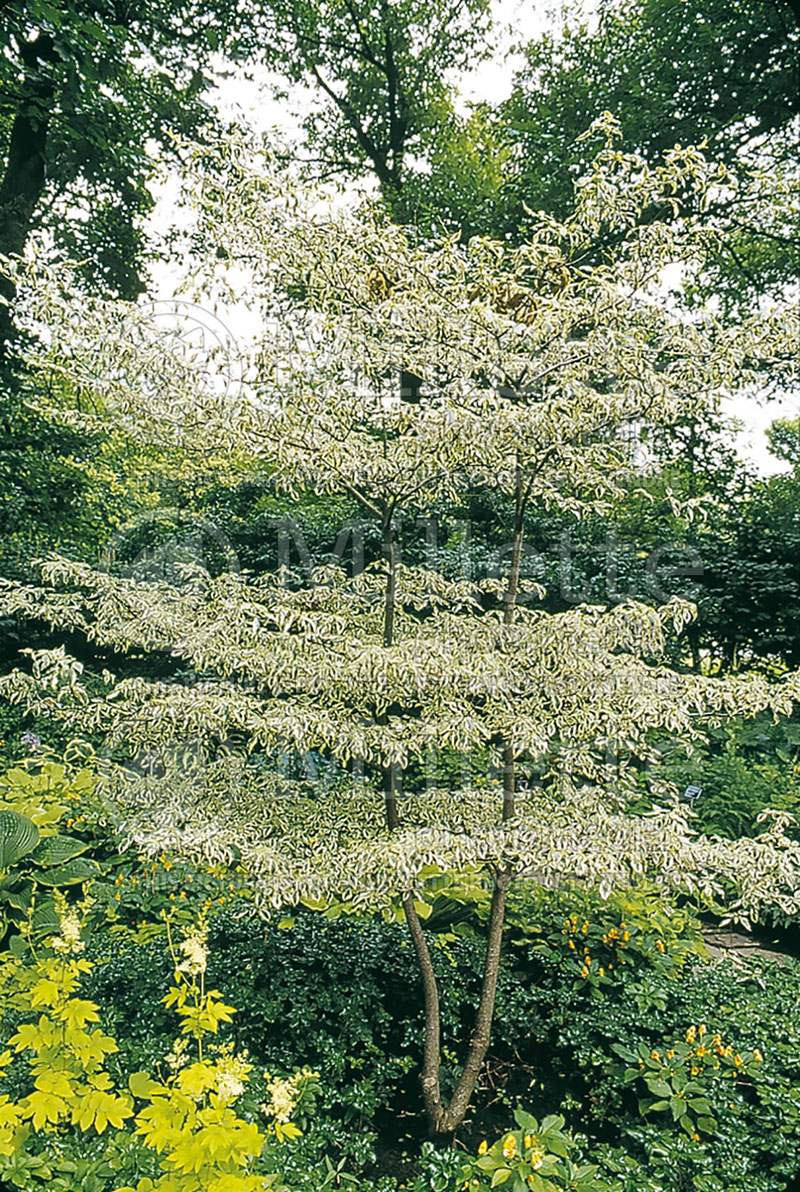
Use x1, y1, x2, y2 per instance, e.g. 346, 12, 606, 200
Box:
0, 33, 58, 360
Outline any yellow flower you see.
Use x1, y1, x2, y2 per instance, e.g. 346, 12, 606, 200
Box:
686, 1027, 697, 1043
733, 1054, 743, 1066
598, 967, 605, 977
753, 1049, 763, 1063
502, 1134, 517, 1160
477, 1140, 488, 1155
666, 1049, 675, 1059
580, 966, 589, 978
698, 1024, 707, 1037
529, 1149, 545, 1170
656, 940, 665, 953
568, 940, 575, 950
651, 1050, 660, 1062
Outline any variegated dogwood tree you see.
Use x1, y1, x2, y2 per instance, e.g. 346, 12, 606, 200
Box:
2, 118, 800, 1135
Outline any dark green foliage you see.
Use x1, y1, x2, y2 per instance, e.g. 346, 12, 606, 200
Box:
77, 884, 800, 1189
0, 0, 234, 314
0, 386, 99, 581
649, 713, 800, 840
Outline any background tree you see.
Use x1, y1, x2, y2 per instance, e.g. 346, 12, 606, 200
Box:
247, 0, 493, 222
0, 0, 247, 356
495, 0, 800, 307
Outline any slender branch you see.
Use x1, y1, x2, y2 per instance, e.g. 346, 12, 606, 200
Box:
403, 893, 444, 1132
310, 64, 395, 191
438, 868, 512, 1134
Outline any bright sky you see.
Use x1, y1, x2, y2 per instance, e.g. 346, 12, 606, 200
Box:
150, 0, 798, 477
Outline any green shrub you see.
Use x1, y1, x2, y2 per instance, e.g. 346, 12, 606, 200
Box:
75, 883, 800, 1191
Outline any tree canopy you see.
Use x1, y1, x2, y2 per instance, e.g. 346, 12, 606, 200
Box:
2, 127, 799, 1134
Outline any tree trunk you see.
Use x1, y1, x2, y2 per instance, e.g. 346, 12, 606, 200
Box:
380, 511, 401, 825
435, 867, 512, 1136
379, 485, 520, 1139
500, 462, 528, 821
0, 33, 59, 359
403, 893, 445, 1131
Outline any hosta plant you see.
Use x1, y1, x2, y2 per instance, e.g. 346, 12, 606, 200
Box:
0, 807, 97, 947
